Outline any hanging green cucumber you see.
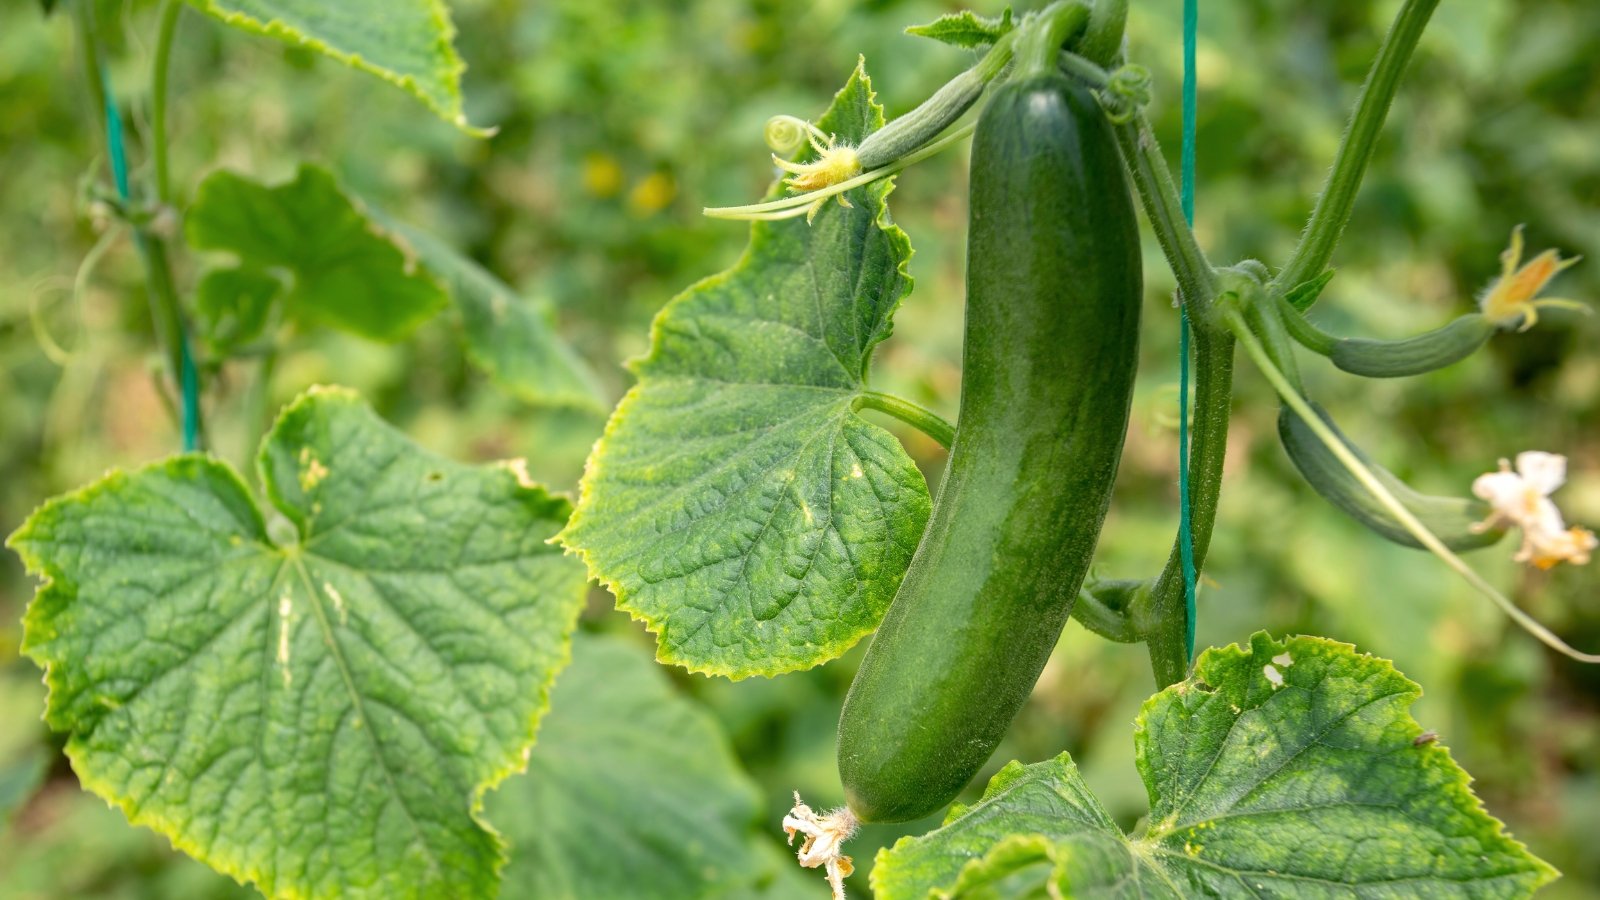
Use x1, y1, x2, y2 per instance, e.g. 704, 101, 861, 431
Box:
1278, 401, 1506, 551
835, 52, 1141, 823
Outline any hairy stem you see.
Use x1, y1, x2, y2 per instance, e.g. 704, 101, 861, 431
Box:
1139, 328, 1234, 686
1274, 0, 1439, 294
855, 391, 955, 449
1113, 113, 1220, 318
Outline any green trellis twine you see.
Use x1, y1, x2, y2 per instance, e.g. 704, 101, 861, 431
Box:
1178, 0, 1199, 662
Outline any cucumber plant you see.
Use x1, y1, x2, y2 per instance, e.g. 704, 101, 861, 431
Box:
4, 0, 1597, 898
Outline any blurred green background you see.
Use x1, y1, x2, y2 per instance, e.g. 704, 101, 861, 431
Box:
2, 0, 1597, 896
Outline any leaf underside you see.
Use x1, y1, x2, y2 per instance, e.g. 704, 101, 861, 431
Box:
873, 633, 1558, 899
558, 58, 930, 679
187, 165, 449, 343
10, 386, 588, 899
375, 214, 609, 412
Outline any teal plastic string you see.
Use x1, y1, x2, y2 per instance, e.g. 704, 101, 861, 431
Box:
1178, 0, 1199, 662
100, 60, 200, 452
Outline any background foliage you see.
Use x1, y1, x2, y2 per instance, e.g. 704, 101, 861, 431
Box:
1, 0, 1597, 896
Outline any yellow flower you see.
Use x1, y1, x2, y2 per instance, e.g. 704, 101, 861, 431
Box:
627, 171, 676, 217
773, 131, 861, 193
580, 153, 624, 199
1478, 225, 1586, 330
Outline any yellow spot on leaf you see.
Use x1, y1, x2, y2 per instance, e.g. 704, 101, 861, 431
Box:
298, 448, 329, 492
277, 595, 294, 685
324, 582, 347, 625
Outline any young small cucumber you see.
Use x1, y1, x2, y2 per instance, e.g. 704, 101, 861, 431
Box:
1278, 402, 1506, 552
836, 72, 1141, 824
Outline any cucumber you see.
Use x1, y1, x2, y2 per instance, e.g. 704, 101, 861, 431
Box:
1330, 314, 1496, 378
1278, 401, 1506, 552
836, 71, 1141, 824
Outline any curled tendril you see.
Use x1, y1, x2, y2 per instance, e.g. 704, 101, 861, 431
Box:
1098, 63, 1153, 125
764, 115, 821, 155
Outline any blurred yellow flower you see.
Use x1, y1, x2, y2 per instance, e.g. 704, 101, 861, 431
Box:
627, 171, 676, 217
581, 153, 625, 199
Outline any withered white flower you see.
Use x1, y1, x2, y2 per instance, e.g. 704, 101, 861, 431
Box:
783, 792, 858, 900
1473, 451, 1597, 569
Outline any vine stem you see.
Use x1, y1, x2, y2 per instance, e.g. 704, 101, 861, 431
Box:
1274, 0, 1440, 293
77, 0, 204, 450
1226, 307, 1600, 664
855, 392, 954, 449
1113, 111, 1219, 317
151, 0, 182, 204
1139, 328, 1233, 686
1106, 92, 1229, 686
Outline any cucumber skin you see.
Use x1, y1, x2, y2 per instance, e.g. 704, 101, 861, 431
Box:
836, 74, 1141, 824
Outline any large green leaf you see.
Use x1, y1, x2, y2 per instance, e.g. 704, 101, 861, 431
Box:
490, 633, 765, 899
8, 386, 588, 899
874, 633, 1558, 899
376, 216, 609, 412
558, 59, 930, 678
187, 166, 449, 343
183, 0, 481, 131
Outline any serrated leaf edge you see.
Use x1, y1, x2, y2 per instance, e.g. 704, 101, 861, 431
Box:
555, 57, 922, 681
8, 384, 585, 899
184, 0, 490, 135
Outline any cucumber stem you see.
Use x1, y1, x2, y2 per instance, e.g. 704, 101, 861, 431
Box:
1112, 113, 1220, 321
1016, 1, 1090, 78
855, 391, 954, 449
1226, 307, 1600, 665
1074, 578, 1144, 643
1276, 293, 1340, 356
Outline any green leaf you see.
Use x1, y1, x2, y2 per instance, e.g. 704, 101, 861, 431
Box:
557, 59, 930, 678
183, 0, 483, 132
376, 215, 609, 412
195, 265, 281, 353
187, 165, 449, 342
874, 633, 1558, 899
8, 386, 588, 899
905, 8, 1015, 49
490, 633, 765, 899
1284, 268, 1336, 311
